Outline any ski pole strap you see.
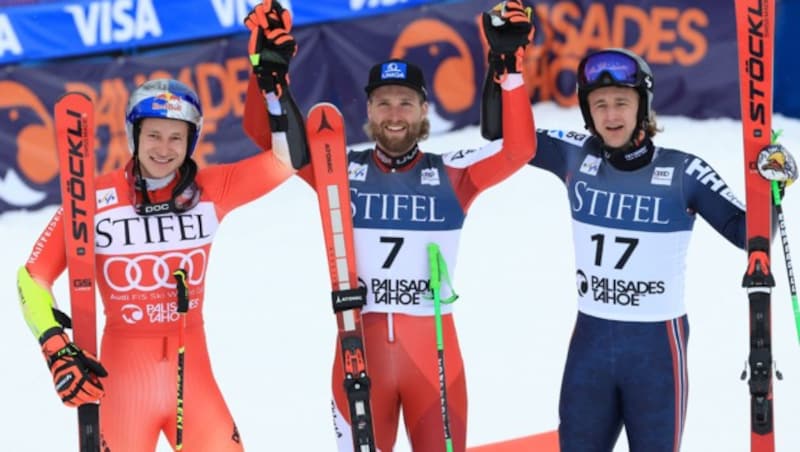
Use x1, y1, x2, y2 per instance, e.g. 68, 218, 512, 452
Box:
331, 286, 367, 313
173, 269, 189, 314
52, 308, 73, 330
427, 243, 459, 305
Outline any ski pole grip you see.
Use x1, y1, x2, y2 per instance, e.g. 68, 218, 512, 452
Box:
428, 243, 441, 292
173, 269, 190, 314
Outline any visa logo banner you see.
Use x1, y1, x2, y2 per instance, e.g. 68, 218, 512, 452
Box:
0, 14, 22, 59
64, 0, 163, 47
0, 0, 443, 64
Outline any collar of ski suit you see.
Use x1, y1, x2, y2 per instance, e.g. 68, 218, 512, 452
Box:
373, 143, 421, 172
603, 138, 655, 171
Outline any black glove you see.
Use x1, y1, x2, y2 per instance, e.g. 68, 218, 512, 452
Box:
480, 0, 534, 79
244, 0, 296, 94
40, 327, 108, 407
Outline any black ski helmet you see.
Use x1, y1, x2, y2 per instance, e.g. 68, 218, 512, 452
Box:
576, 48, 654, 135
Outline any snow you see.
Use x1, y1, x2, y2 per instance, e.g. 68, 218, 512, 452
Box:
2, 102, 799, 451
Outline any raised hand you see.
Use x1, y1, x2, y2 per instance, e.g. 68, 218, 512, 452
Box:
244, 0, 296, 94
480, 0, 534, 80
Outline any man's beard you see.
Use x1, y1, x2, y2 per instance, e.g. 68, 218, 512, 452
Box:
369, 120, 421, 155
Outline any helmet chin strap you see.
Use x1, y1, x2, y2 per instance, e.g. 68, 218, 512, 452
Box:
129, 149, 200, 214
131, 151, 154, 205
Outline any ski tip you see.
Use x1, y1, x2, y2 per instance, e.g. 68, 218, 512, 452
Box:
308, 102, 342, 116
306, 102, 345, 134
55, 91, 92, 104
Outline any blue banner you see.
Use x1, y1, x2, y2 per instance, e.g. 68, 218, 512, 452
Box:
0, 0, 452, 65
776, 0, 800, 117
1, 0, 797, 216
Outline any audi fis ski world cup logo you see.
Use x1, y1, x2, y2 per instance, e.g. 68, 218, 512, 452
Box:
103, 250, 207, 292
348, 162, 368, 182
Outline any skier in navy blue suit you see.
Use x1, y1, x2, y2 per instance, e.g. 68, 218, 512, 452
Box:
546, 49, 798, 452
484, 47, 797, 452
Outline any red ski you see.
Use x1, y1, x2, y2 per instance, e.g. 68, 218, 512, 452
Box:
307, 103, 376, 452
55, 92, 100, 452
735, 0, 777, 450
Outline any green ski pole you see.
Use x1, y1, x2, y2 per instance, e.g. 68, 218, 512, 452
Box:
767, 131, 799, 344
427, 243, 459, 452
771, 179, 799, 344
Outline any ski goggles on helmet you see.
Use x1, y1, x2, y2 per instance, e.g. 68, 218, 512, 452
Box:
578, 50, 641, 87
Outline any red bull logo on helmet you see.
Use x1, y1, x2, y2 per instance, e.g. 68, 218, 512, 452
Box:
152, 92, 183, 112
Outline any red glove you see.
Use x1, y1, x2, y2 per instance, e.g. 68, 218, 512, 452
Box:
480, 0, 534, 78
244, 0, 296, 94
244, 0, 292, 33
40, 327, 108, 407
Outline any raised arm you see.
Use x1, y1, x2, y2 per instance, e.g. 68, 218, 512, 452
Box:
242, 0, 309, 170
446, 0, 536, 208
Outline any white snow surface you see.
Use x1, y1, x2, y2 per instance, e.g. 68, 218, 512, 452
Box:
2, 102, 799, 451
